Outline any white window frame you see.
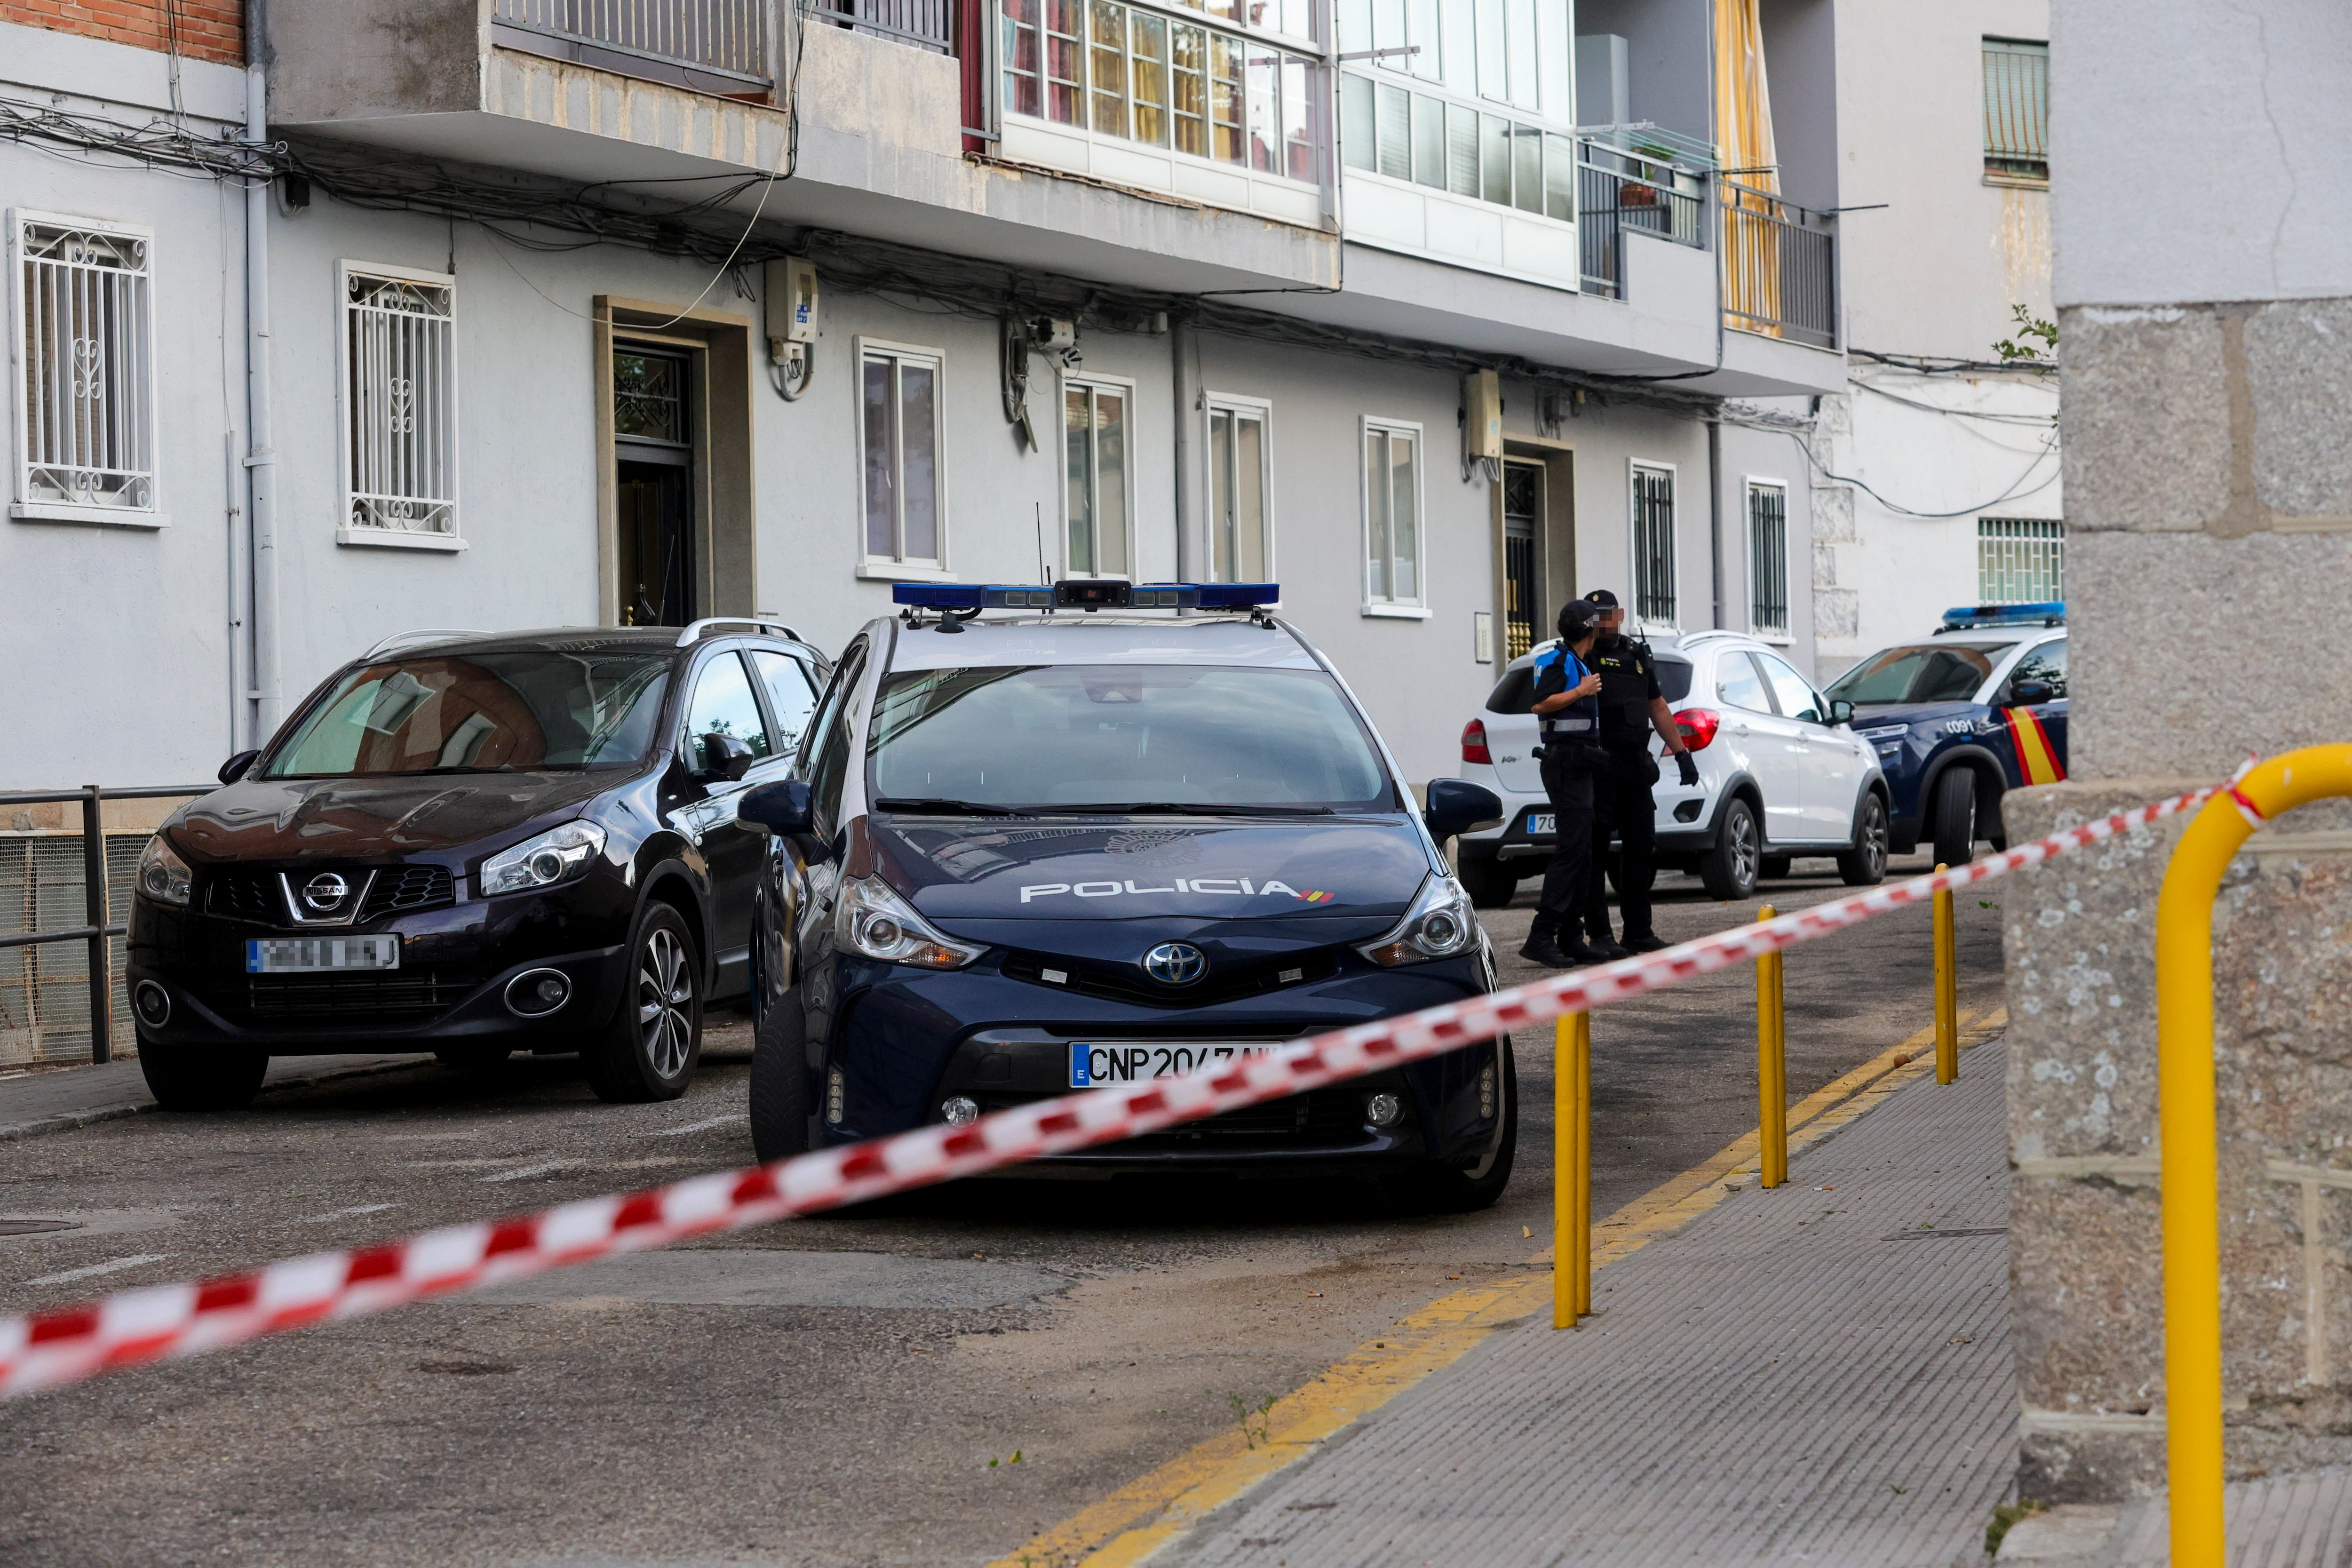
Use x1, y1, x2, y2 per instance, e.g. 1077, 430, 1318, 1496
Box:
854, 336, 952, 582
336, 259, 463, 552
1058, 369, 1137, 580
1360, 415, 1429, 617
8, 208, 164, 530
1629, 459, 1678, 632
1743, 475, 1790, 643
1204, 391, 1276, 586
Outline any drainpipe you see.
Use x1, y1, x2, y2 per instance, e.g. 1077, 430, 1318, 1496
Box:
242, 0, 281, 745
1171, 314, 1198, 583
1706, 414, 1724, 630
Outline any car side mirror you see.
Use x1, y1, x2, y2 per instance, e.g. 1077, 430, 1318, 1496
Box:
2008, 679, 2056, 707
1827, 699, 1855, 727
695, 732, 756, 783
218, 749, 260, 785
1423, 777, 1504, 843
738, 780, 814, 837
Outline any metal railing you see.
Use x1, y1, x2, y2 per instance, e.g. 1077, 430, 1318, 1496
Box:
1719, 178, 1837, 349
810, 0, 952, 54
491, 0, 776, 90
1, 786, 208, 1067
1575, 142, 1706, 300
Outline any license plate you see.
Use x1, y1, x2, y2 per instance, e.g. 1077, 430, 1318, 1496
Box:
1070, 1041, 1280, 1088
245, 936, 401, 974
1525, 812, 1556, 836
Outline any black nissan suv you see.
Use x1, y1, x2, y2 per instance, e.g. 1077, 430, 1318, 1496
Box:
126, 621, 830, 1111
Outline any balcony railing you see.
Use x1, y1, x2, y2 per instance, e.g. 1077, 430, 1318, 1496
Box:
812, 0, 952, 54
1719, 179, 1837, 349
492, 0, 776, 94
1576, 141, 1706, 300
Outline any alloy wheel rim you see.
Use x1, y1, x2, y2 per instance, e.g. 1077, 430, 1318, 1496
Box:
637, 927, 693, 1079
1865, 803, 1889, 875
1731, 810, 1759, 886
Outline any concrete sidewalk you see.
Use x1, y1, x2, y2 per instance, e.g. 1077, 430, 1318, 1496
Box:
1157, 1042, 2019, 1568
0, 1051, 427, 1141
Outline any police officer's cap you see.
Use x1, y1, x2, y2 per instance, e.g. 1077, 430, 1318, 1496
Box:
1582, 588, 1621, 608
1557, 598, 1601, 640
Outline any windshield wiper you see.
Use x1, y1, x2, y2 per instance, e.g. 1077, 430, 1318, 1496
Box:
1062, 802, 1337, 818
873, 797, 1037, 818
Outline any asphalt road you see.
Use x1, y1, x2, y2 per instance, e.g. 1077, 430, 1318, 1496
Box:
0, 853, 2003, 1568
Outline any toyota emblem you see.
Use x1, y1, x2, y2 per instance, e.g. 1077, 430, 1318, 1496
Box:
1141, 942, 1207, 987
301, 872, 351, 912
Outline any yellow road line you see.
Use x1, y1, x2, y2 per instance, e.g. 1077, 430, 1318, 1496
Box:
986, 1005, 2008, 1568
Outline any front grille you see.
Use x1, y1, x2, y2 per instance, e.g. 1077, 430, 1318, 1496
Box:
1001, 948, 1343, 1009
361, 865, 454, 918
205, 870, 284, 923
969, 1087, 1373, 1149
245, 971, 461, 1020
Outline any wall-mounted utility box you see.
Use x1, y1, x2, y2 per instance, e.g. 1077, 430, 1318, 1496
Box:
764, 256, 819, 347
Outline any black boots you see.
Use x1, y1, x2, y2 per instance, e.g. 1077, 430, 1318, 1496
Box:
1520, 920, 1612, 969
1582, 929, 1633, 961
1619, 930, 1669, 954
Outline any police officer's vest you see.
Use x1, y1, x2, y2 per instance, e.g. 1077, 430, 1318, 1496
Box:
1532, 646, 1599, 737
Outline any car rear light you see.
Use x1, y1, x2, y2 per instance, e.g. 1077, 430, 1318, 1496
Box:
1675, 707, 1722, 751
1461, 718, 1492, 765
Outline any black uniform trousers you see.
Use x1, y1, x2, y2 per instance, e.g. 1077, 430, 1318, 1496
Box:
1586, 743, 1659, 941
1532, 746, 1597, 936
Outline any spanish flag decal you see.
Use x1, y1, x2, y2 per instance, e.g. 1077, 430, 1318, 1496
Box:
2002, 706, 2067, 785
1294, 890, 1335, 904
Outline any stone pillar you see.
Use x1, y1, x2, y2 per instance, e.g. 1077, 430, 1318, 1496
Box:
2004, 0, 2352, 1504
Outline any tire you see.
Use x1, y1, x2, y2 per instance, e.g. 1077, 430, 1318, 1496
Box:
433, 1045, 512, 1072
1457, 854, 1518, 910
1838, 793, 1891, 886
748, 993, 811, 1162
137, 1037, 267, 1112
1393, 1040, 1518, 1213
582, 902, 703, 1103
1930, 768, 1978, 868
1698, 796, 1762, 901
1760, 856, 1792, 881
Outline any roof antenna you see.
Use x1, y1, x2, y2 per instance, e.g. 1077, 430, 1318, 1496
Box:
1034, 501, 1048, 586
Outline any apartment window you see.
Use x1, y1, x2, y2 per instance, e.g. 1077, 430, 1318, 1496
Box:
1063, 376, 1131, 577
1631, 463, 1676, 625
1978, 517, 2064, 604
340, 263, 458, 542
1207, 396, 1271, 583
1747, 481, 1788, 639
1362, 419, 1422, 607
1004, 0, 1325, 182
1983, 39, 2048, 183
1341, 80, 1574, 221
860, 341, 944, 567
11, 211, 156, 524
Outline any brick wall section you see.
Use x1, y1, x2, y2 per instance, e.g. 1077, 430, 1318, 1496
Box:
1, 0, 243, 67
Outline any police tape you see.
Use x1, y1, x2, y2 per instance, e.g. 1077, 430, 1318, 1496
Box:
0, 780, 2220, 1399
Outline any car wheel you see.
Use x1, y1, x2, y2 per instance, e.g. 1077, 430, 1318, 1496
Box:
1698, 797, 1761, 900
1760, 856, 1792, 881
1931, 769, 1978, 868
748, 993, 811, 1162
1391, 1041, 1517, 1213
433, 1046, 512, 1072
1456, 855, 1518, 909
137, 1037, 267, 1112
583, 902, 702, 1104
1838, 793, 1891, 886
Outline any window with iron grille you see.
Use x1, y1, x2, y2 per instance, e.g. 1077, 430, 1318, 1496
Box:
10, 211, 157, 524
1983, 38, 2048, 182
1747, 481, 1788, 638
1631, 463, 1676, 625
1978, 517, 2064, 603
340, 263, 458, 540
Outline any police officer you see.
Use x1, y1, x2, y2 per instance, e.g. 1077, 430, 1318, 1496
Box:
1519, 599, 1610, 969
1580, 589, 1702, 955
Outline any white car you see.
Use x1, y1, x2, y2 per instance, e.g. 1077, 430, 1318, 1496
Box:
1453, 631, 1891, 907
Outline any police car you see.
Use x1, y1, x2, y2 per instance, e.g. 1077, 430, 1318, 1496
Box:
1819, 603, 2069, 867
730, 581, 1517, 1209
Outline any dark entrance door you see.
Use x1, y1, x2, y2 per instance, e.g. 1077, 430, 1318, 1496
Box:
615, 346, 695, 627
1502, 459, 1544, 660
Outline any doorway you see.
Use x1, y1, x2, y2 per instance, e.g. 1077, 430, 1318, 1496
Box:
1502, 459, 1545, 660
614, 346, 695, 627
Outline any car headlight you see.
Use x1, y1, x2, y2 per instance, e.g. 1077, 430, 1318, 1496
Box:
835, 875, 983, 970
1358, 874, 1480, 968
1855, 724, 1910, 741
478, 820, 608, 897
135, 835, 192, 907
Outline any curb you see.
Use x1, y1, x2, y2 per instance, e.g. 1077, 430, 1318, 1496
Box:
0, 1056, 431, 1145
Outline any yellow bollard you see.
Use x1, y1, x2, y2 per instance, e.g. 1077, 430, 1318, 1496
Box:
1553, 1011, 1593, 1328
1933, 865, 1958, 1083
1756, 906, 1787, 1188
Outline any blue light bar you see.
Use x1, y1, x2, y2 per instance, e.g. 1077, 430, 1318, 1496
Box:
891, 581, 1280, 612
1939, 601, 2065, 630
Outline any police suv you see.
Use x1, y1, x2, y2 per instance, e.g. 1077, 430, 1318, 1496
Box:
1820, 602, 2069, 867
731, 581, 1517, 1209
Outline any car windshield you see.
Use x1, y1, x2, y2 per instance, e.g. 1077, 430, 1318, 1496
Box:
866, 664, 1395, 811
263, 652, 672, 777
1823, 642, 2010, 706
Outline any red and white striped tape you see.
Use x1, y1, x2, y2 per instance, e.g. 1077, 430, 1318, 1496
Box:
0, 781, 2218, 1399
